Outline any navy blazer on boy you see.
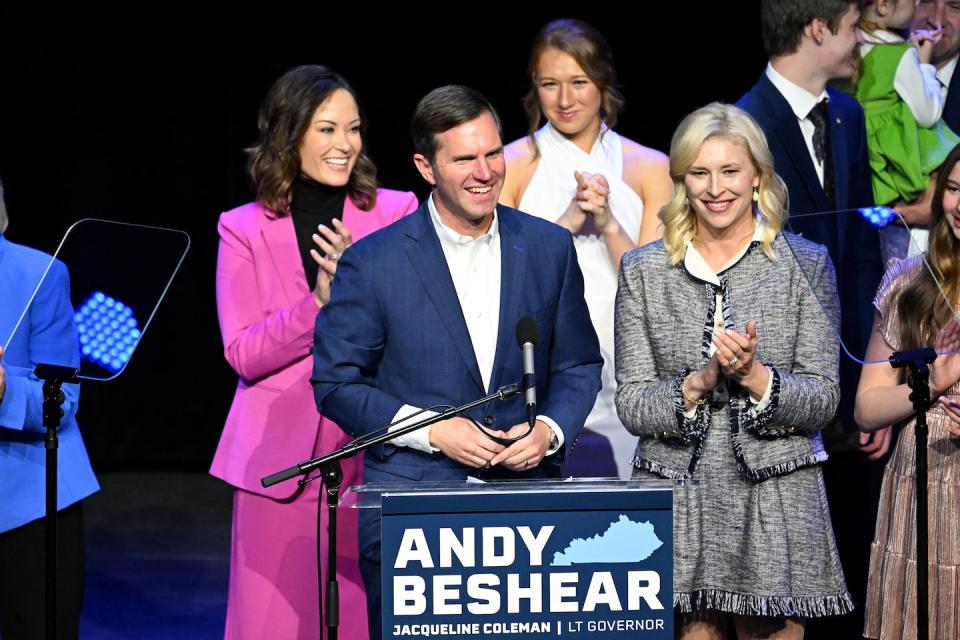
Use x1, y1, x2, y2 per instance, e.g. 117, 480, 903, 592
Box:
738, 73, 883, 426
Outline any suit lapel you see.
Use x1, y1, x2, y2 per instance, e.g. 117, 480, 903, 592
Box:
488, 207, 527, 393
404, 205, 485, 392
259, 207, 309, 300
943, 70, 960, 135
759, 75, 831, 214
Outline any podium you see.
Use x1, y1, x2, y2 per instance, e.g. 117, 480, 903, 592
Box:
349, 479, 677, 639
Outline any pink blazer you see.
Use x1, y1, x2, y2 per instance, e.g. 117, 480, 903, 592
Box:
210, 188, 418, 499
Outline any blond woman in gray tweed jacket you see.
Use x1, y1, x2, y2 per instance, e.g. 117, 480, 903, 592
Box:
615, 103, 851, 639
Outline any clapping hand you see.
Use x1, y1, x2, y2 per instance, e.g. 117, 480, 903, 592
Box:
713, 320, 760, 383
712, 320, 771, 400
930, 317, 960, 436
556, 170, 613, 234
936, 396, 960, 437
683, 354, 721, 409
574, 171, 614, 232
931, 316, 960, 397
311, 218, 354, 307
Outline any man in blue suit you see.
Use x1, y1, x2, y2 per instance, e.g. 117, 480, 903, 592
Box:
737, 1, 885, 636
914, 0, 960, 135
312, 85, 602, 637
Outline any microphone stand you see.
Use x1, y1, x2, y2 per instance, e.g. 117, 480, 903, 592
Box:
261, 381, 523, 640
34, 363, 80, 640
890, 347, 936, 640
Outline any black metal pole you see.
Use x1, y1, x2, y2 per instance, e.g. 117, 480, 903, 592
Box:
891, 349, 934, 640
907, 368, 930, 640
310, 461, 343, 640
44, 384, 58, 640
36, 363, 78, 640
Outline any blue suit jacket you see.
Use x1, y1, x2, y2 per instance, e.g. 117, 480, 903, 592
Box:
942, 66, 960, 136
738, 74, 883, 428
312, 203, 602, 486
0, 235, 98, 533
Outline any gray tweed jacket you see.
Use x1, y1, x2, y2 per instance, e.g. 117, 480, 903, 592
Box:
614, 233, 840, 481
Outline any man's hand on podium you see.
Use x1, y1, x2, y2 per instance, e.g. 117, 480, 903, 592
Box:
429, 416, 505, 468
489, 420, 552, 472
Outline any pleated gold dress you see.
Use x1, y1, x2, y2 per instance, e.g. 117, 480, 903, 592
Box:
864, 256, 960, 640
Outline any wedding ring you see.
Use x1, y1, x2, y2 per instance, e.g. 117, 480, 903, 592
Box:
728, 356, 739, 366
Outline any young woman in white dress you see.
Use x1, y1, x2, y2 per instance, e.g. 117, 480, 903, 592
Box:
501, 18, 672, 478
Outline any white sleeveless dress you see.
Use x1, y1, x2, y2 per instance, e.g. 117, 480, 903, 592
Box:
518, 123, 644, 479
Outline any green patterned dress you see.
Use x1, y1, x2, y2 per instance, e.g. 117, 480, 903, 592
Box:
855, 42, 960, 205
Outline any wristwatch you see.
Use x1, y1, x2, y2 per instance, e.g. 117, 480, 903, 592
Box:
548, 428, 559, 453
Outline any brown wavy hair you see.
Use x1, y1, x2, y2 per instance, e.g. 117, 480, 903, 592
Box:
896, 144, 960, 349
522, 19, 624, 157
247, 65, 378, 214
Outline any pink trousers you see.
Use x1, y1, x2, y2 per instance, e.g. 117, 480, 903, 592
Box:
224, 463, 368, 640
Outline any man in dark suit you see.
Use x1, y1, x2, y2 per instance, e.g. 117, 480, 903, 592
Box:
914, 0, 960, 134
738, 0, 881, 391
737, 1, 885, 636
312, 85, 602, 638
884, 1, 960, 231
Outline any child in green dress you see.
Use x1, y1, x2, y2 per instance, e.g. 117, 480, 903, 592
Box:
855, 0, 960, 255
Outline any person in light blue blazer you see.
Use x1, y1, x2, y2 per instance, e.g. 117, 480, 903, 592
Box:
0, 179, 98, 640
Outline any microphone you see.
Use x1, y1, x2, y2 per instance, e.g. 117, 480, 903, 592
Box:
515, 316, 539, 429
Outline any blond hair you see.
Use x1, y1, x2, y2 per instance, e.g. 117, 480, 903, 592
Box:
661, 103, 788, 264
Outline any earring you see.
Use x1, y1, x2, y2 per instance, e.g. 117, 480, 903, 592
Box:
752, 188, 759, 203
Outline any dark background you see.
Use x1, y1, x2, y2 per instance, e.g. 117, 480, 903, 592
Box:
0, 6, 766, 470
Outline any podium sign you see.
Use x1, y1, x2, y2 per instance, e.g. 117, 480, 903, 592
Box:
380, 481, 673, 639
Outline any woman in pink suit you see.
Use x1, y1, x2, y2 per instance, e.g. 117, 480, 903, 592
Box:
210, 65, 417, 640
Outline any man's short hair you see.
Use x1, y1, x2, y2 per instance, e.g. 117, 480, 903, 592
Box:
411, 85, 503, 164
761, 0, 856, 57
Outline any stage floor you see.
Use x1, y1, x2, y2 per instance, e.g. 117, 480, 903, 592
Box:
80, 472, 231, 639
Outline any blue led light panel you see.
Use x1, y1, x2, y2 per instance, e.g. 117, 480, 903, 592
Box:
75, 291, 142, 372
857, 205, 897, 228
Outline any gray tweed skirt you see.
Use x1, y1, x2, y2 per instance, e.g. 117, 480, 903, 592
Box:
634, 410, 853, 618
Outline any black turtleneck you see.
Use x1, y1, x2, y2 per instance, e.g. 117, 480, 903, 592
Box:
290, 174, 347, 288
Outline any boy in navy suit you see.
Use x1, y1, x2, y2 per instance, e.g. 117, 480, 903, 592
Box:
737, 2, 885, 636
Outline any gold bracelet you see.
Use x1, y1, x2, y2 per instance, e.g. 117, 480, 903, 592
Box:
681, 375, 706, 406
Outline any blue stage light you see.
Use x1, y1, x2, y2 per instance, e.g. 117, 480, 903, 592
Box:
75, 291, 141, 373
857, 206, 897, 228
